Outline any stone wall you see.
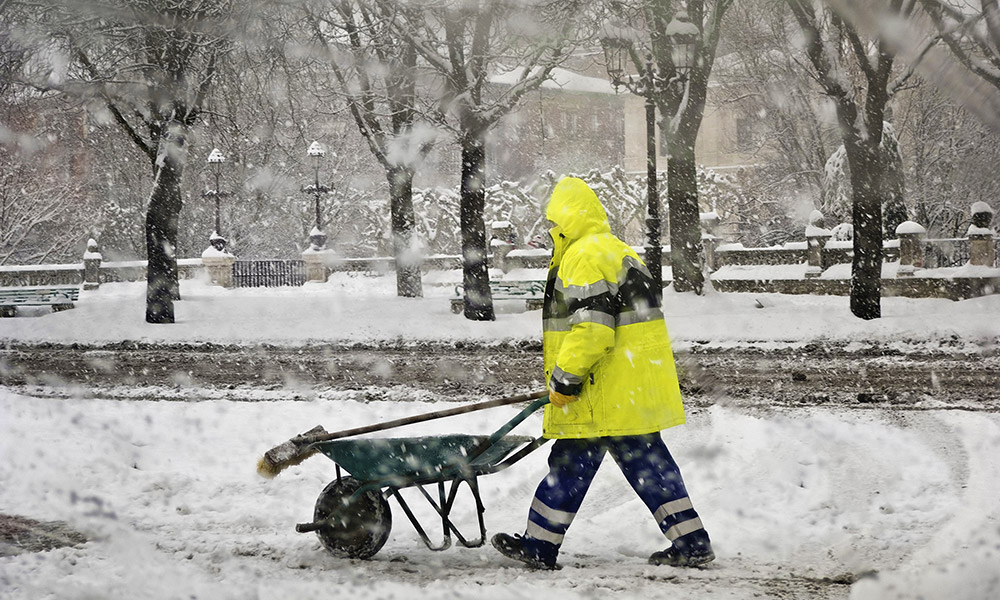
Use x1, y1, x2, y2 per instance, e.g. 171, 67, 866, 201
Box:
0, 259, 203, 287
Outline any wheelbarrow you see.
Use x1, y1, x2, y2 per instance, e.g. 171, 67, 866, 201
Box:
289, 393, 550, 559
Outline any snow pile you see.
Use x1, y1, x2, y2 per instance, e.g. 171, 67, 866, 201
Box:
1, 392, 998, 599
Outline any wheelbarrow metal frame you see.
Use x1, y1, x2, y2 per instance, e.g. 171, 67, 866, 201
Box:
375, 434, 548, 551
297, 397, 549, 554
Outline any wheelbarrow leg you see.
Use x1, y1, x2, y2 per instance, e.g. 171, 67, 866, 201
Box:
459, 477, 487, 548
413, 477, 487, 549
389, 487, 452, 552
440, 478, 487, 548
388, 477, 489, 552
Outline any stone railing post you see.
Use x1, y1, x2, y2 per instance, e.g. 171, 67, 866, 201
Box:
895, 220, 927, 277
700, 211, 721, 273
83, 238, 102, 290
702, 234, 719, 273
202, 242, 236, 288
805, 210, 832, 278
302, 248, 330, 283
968, 201, 996, 267
490, 220, 516, 273
491, 238, 514, 273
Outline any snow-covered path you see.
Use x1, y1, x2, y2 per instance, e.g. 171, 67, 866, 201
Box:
2, 390, 997, 599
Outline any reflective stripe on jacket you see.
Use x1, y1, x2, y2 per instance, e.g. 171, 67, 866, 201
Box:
541, 177, 685, 439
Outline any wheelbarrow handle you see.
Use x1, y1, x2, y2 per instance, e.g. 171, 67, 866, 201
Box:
466, 396, 550, 463
295, 390, 549, 446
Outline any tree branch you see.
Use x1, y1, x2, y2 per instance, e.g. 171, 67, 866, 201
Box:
74, 47, 154, 160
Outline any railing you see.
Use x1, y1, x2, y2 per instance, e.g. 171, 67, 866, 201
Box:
923, 238, 970, 268
233, 260, 306, 287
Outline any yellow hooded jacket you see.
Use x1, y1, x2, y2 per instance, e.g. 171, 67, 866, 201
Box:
542, 177, 686, 439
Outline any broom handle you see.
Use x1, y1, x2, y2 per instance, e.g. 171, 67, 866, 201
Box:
295, 390, 548, 444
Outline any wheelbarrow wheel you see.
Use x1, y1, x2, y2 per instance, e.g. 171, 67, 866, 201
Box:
313, 476, 391, 559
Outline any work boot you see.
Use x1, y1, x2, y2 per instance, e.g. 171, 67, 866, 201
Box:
648, 546, 716, 568
491, 533, 560, 570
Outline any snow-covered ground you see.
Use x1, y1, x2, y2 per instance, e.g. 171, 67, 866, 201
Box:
1, 273, 999, 599
1, 272, 998, 350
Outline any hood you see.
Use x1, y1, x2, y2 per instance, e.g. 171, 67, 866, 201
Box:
545, 177, 611, 242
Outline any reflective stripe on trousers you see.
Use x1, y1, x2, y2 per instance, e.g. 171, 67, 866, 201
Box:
523, 434, 710, 554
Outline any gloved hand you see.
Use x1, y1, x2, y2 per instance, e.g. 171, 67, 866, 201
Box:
549, 390, 578, 407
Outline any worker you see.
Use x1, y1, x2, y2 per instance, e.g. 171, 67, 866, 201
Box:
492, 177, 714, 570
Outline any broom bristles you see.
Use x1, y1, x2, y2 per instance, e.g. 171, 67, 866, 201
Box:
255, 425, 327, 479
256, 445, 319, 479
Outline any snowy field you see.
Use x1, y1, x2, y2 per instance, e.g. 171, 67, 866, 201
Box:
1, 272, 998, 350
1, 273, 999, 599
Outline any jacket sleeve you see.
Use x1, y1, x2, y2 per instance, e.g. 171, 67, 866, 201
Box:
549, 249, 617, 396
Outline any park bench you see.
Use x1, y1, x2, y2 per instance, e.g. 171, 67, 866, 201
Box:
0, 286, 80, 317
451, 281, 545, 314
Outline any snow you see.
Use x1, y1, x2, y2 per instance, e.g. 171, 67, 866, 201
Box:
805, 225, 832, 238
490, 67, 617, 95
967, 225, 996, 236
0, 263, 82, 272
2, 274, 998, 347
895, 221, 927, 236
970, 201, 995, 216
1, 273, 999, 599
200, 246, 233, 259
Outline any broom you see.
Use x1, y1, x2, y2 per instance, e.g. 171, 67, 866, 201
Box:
256, 390, 547, 479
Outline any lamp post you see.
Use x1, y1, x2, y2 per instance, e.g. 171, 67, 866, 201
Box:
642, 55, 661, 294
303, 140, 331, 250
602, 38, 665, 293
602, 12, 699, 297
204, 148, 229, 252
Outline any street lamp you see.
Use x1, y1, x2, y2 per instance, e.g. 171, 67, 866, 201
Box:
601, 12, 699, 296
204, 147, 229, 252
601, 38, 664, 293
303, 140, 331, 250
665, 11, 699, 79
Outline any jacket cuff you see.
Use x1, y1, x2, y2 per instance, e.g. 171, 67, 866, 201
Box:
550, 366, 584, 396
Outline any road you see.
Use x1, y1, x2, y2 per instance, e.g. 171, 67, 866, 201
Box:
2, 341, 997, 410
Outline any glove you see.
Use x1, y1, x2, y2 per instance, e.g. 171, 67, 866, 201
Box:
548, 390, 578, 407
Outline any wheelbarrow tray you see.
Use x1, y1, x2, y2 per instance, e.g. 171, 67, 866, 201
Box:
314, 434, 535, 486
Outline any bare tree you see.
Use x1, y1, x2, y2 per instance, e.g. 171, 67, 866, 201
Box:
605, 0, 737, 294
918, 0, 1000, 96
711, 0, 838, 218
0, 1, 93, 264
785, 0, 921, 320
31, 0, 234, 323
896, 79, 1000, 236
0, 154, 90, 265
387, 0, 577, 320
301, 0, 433, 298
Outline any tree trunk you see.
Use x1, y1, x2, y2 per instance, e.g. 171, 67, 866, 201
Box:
145, 135, 185, 324
459, 131, 495, 321
845, 141, 883, 320
666, 140, 705, 294
387, 165, 423, 298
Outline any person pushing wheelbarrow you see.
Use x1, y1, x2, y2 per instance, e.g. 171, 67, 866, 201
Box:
491, 177, 715, 570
